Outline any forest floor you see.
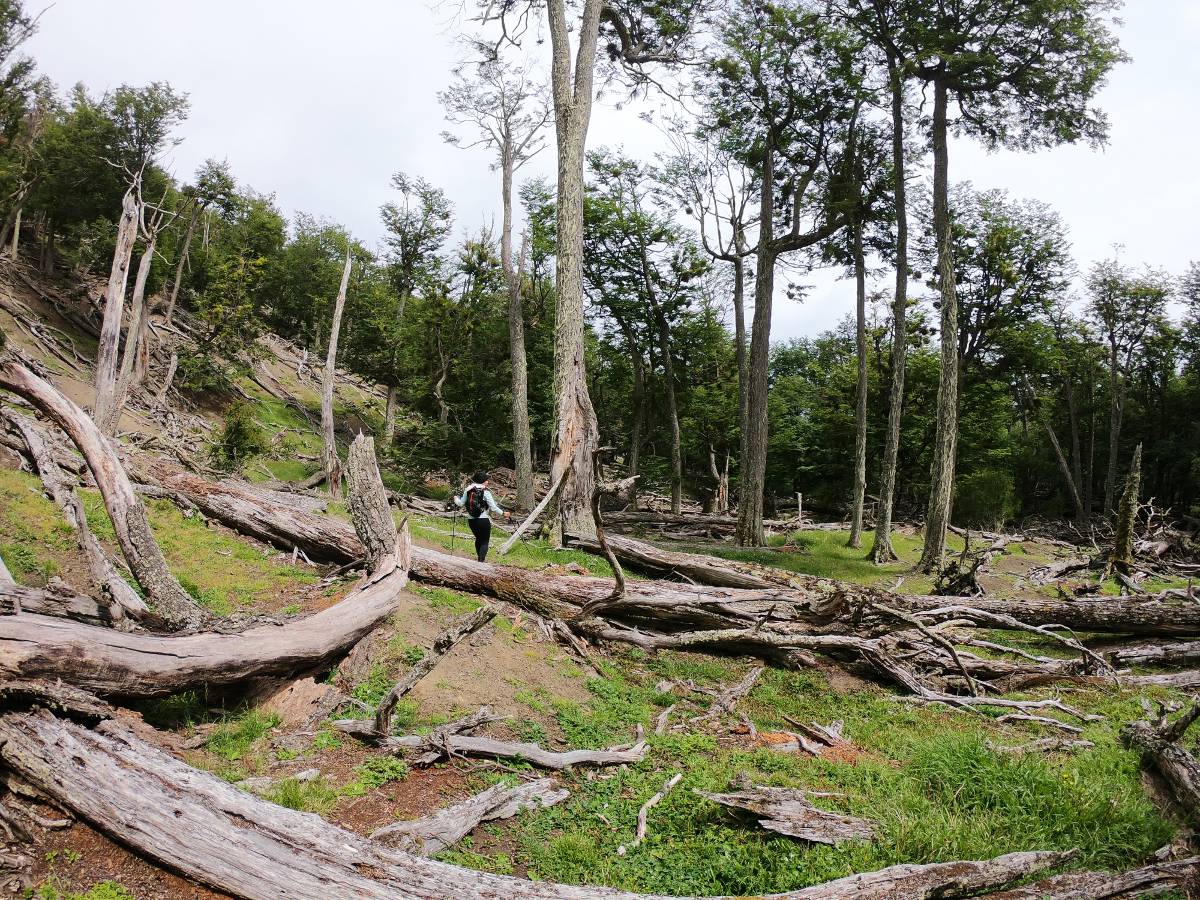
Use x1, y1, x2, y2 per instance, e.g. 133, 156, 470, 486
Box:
0, 266, 1194, 898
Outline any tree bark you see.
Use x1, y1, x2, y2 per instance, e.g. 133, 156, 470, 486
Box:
164, 203, 199, 324
7, 206, 20, 261
504, 165, 535, 511
1064, 382, 1087, 526
546, 0, 603, 544
94, 189, 139, 437
870, 55, 909, 565
737, 143, 776, 547
848, 216, 869, 548
0, 409, 147, 624
0, 709, 1069, 900
1110, 443, 1141, 575
321, 250, 352, 499
732, 256, 748, 440
917, 79, 960, 573
644, 252, 683, 515
0, 358, 201, 628
345, 433, 398, 575
1122, 703, 1200, 827
384, 385, 399, 445
1103, 336, 1123, 513
156, 350, 178, 406
110, 235, 155, 430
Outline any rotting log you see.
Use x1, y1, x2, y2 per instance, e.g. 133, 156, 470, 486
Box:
1123, 702, 1200, 826
0, 582, 108, 625
0, 358, 201, 628
696, 786, 875, 846
370, 778, 569, 856
345, 433, 397, 575
978, 856, 1200, 898
568, 531, 784, 589
0, 708, 1073, 900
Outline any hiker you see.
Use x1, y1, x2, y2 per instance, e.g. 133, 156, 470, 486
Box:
453, 470, 510, 562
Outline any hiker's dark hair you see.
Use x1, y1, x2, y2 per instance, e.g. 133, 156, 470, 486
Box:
472, 470, 488, 484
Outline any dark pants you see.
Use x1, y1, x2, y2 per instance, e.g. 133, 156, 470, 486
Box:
467, 516, 492, 562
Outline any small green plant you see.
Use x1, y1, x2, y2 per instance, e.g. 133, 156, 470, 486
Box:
210, 401, 270, 472
312, 727, 342, 751
342, 755, 409, 797
401, 644, 426, 665
205, 709, 280, 761
265, 777, 339, 815
281, 603, 302, 615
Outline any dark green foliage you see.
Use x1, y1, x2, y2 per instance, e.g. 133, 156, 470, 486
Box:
211, 402, 269, 473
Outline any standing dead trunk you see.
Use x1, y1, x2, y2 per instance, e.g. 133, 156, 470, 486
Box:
870, 57, 909, 565
111, 235, 156, 428
732, 255, 748, 439
545, 0, 603, 544
0, 358, 202, 628
1064, 382, 1086, 525
917, 80, 960, 573
164, 203, 200, 324
94, 189, 139, 437
344, 433, 398, 576
505, 161, 535, 512
1110, 442, 1141, 575
7, 206, 20, 260
156, 350, 178, 406
848, 216, 869, 549
710, 446, 730, 516
322, 250, 353, 499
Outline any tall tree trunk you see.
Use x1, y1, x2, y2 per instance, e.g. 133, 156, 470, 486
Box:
1041, 416, 1085, 525
322, 250, 352, 499
737, 144, 775, 547
384, 386, 399, 445
732, 255, 748, 439
1111, 442, 1141, 575
917, 80, 960, 573
503, 159, 535, 511
710, 446, 730, 515
627, 337, 645, 509
643, 252, 682, 515
1104, 338, 1123, 514
848, 216, 869, 548
1064, 381, 1086, 525
545, 0, 603, 544
94, 190, 139, 438
38, 217, 53, 275
870, 57, 909, 565
8, 206, 21, 260
157, 350, 178, 406
164, 204, 199, 324
111, 236, 155, 429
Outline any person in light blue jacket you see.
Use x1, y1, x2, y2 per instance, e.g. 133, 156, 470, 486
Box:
454, 470, 510, 561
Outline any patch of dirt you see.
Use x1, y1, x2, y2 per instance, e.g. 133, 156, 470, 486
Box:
24, 817, 229, 899
331, 766, 475, 836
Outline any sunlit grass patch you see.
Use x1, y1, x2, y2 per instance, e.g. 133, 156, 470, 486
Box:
206, 709, 280, 761
0, 468, 74, 585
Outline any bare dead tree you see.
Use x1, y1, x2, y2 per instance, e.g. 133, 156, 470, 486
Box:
321, 249, 353, 499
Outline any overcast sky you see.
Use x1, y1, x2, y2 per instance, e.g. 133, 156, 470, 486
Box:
25, 1, 1200, 339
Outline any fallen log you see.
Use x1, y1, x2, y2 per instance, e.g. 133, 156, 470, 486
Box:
568, 531, 784, 589
0, 582, 109, 625
696, 786, 875, 846
0, 708, 1073, 899
1122, 701, 1200, 826
0, 358, 201, 628
370, 778, 569, 855
1, 409, 147, 624
143, 468, 1200, 640
0, 447, 415, 696
978, 856, 1200, 898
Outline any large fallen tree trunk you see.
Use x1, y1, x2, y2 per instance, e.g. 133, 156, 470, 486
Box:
0, 358, 202, 628
1123, 701, 1200, 826
138, 468, 1200, 640
568, 531, 785, 589
0, 708, 1072, 900
0, 437, 414, 697
1, 409, 148, 624
978, 857, 1200, 899
0, 582, 108, 625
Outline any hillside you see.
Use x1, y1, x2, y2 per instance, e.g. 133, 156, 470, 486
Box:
1, 262, 1199, 899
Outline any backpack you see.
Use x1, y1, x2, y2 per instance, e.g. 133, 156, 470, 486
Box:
465, 486, 487, 518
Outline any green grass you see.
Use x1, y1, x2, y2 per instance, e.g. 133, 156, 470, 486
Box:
0, 468, 74, 585
206, 709, 280, 761
415, 585, 483, 615
264, 776, 339, 815
31, 881, 135, 900
436, 651, 1175, 896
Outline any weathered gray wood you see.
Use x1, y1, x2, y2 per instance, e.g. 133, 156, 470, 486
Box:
345, 433, 397, 575
1123, 703, 1200, 826
499, 470, 566, 555
371, 778, 568, 855
1, 409, 147, 623
321, 250, 352, 500
93, 188, 138, 436
696, 787, 875, 846
0, 358, 201, 628
0, 581, 109, 625
0, 708, 1071, 899
979, 856, 1200, 898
